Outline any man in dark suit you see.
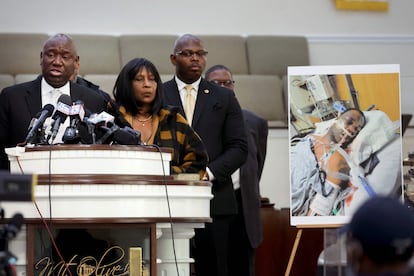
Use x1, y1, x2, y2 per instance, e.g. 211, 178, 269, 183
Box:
205, 64, 268, 276
163, 34, 248, 276
0, 33, 109, 170
73, 75, 112, 102
71, 59, 113, 103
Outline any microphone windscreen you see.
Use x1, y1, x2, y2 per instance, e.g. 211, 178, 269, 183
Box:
48, 94, 72, 143
58, 94, 72, 105
54, 94, 72, 119
24, 103, 55, 143
42, 104, 55, 116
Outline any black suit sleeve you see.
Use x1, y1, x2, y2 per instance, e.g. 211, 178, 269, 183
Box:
208, 90, 248, 183
0, 80, 42, 170
255, 114, 269, 181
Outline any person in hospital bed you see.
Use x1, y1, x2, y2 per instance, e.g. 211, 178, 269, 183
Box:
291, 107, 401, 216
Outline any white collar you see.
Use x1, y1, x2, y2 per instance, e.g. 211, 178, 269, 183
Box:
175, 76, 201, 91
41, 77, 71, 96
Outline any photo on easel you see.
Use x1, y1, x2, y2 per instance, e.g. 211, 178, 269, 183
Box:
288, 64, 403, 227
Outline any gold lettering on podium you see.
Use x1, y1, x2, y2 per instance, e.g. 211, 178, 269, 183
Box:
34, 246, 133, 276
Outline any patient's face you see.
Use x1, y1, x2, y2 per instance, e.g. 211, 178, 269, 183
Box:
330, 109, 365, 146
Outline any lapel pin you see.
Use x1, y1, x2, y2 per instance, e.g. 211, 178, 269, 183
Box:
204, 89, 209, 94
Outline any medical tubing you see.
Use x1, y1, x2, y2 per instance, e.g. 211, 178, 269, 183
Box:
333, 144, 376, 197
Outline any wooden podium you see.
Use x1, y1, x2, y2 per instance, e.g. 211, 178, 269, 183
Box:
3, 144, 212, 276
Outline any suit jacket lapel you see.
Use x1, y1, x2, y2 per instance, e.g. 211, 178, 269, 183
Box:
25, 76, 43, 117
69, 82, 81, 101
164, 79, 187, 123
192, 79, 210, 128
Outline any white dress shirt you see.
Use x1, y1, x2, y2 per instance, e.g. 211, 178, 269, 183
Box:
231, 168, 241, 190
175, 76, 201, 107
41, 78, 71, 143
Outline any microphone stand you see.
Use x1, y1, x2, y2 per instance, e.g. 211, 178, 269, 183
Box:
85, 119, 97, 144
38, 126, 49, 145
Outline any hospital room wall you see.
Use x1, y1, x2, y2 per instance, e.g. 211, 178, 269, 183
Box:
335, 73, 400, 120
352, 74, 400, 120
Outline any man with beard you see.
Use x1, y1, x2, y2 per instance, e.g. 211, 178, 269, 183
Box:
290, 108, 366, 216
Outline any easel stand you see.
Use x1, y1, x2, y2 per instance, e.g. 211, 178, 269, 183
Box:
284, 229, 303, 276
285, 226, 344, 276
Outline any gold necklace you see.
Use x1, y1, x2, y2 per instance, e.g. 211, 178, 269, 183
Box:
135, 115, 153, 126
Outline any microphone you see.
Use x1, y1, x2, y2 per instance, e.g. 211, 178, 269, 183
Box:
96, 123, 142, 145
62, 100, 86, 144
113, 126, 142, 145
84, 111, 115, 144
48, 94, 72, 144
94, 122, 119, 144
85, 111, 114, 126
24, 104, 54, 144
83, 113, 98, 144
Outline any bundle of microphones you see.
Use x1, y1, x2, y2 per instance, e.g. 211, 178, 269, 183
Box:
24, 94, 142, 146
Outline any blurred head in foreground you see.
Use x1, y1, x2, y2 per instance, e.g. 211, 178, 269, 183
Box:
343, 196, 414, 275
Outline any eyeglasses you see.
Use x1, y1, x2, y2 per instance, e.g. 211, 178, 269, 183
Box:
210, 80, 235, 87
175, 50, 208, 58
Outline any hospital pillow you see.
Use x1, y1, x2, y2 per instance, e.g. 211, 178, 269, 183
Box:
350, 110, 400, 165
